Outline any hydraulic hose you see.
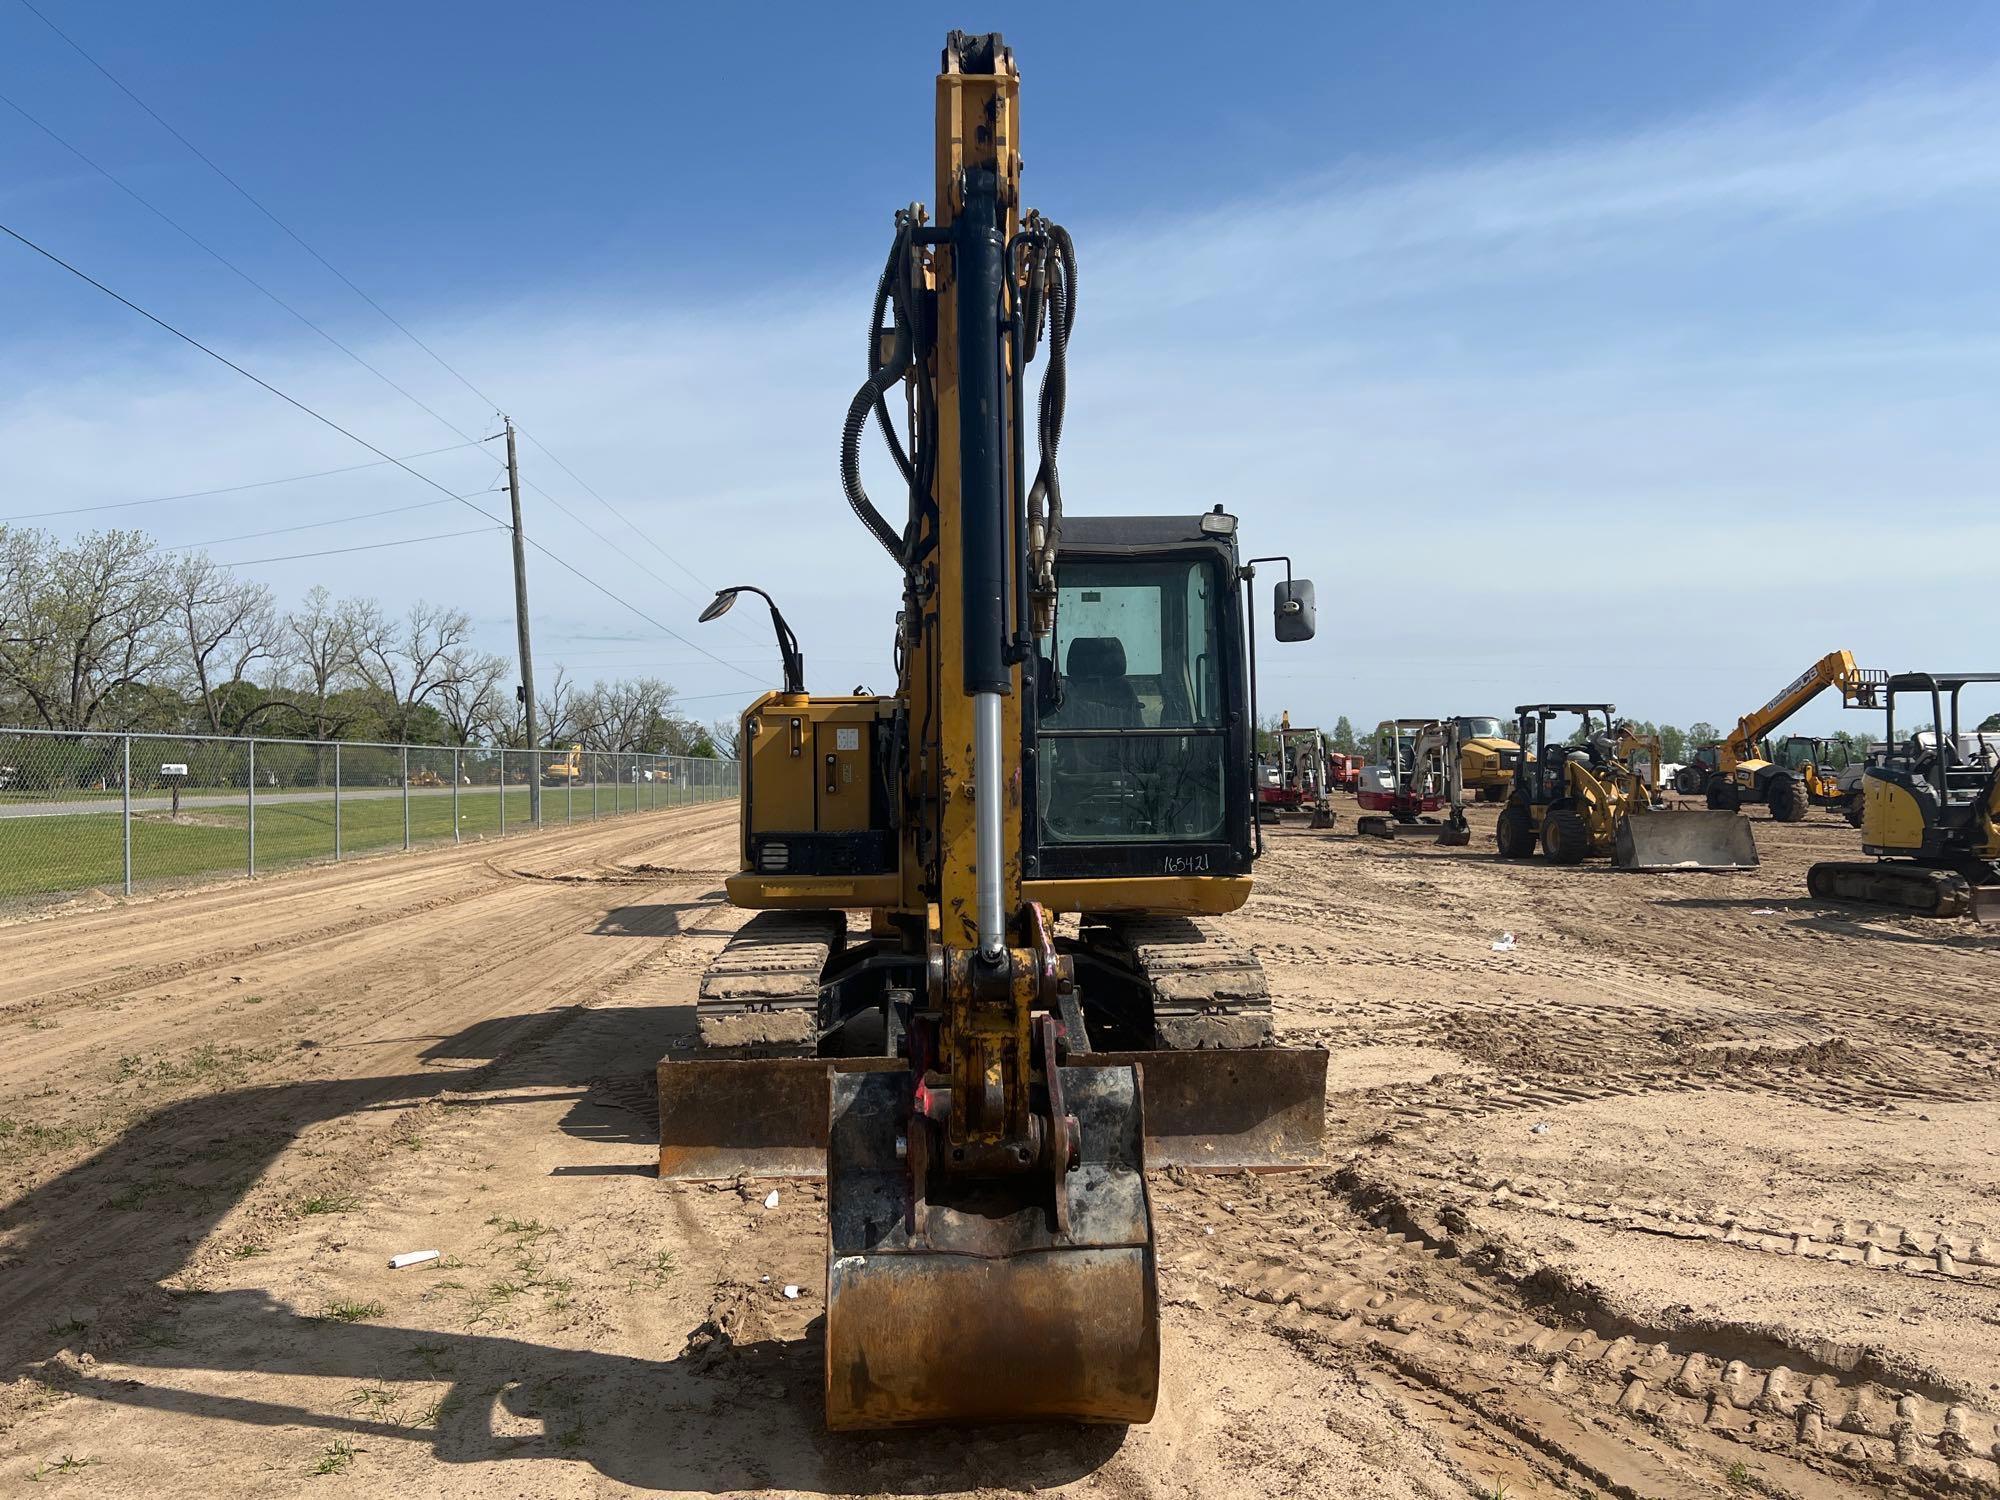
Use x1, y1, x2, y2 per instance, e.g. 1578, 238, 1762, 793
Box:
841, 219, 916, 563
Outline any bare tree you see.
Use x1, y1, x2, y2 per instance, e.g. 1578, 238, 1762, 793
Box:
577, 676, 678, 751
0, 528, 178, 729
171, 552, 277, 733
709, 716, 742, 758
278, 587, 362, 740
349, 599, 474, 742
536, 664, 579, 748
435, 647, 510, 745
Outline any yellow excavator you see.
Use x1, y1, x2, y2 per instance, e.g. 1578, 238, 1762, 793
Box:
1496, 704, 1758, 869
1809, 672, 2000, 917
656, 33, 1326, 1430
1677, 651, 1885, 820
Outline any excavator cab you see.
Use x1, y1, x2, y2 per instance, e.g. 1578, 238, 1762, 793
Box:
1810, 673, 2000, 917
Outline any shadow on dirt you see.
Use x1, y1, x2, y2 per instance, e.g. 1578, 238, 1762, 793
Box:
1, 992, 1129, 1493
57, 1289, 1125, 1493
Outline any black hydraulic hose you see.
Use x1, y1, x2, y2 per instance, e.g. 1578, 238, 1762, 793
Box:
841, 221, 914, 562
868, 229, 914, 487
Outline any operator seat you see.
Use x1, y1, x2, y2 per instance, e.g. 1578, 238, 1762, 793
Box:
1062, 637, 1144, 730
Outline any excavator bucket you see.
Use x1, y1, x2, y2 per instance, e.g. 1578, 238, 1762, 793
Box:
1614, 809, 1759, 871
823, 1064, 1158, 1429
656, 1045, 1327, 1180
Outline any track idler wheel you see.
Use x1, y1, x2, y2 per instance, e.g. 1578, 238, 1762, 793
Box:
822, 1060, 1159, 1430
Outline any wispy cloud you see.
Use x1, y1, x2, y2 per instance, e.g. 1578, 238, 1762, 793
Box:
3, 67, 1997, 729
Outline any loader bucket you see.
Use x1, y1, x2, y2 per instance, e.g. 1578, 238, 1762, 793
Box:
1613, 809, 1759, 871
656, 1045, 1327, 1180
823, 1065, 1159, 1430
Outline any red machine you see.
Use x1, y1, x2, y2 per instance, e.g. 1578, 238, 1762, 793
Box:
1325, 751, 1364, 792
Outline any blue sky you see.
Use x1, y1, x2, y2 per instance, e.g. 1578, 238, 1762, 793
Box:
4, 2, 1998, 734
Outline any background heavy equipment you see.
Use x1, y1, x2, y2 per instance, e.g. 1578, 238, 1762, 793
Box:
1256, 711, 1327, 824
655, 33, 1326, 1432
1675, 651, 1885, 820
1809, 672, 2000, 917
541, 743, 584, 786
1325, 749, 1364, 792
1497, 705, 1758, 869
1357, 719, 1469, 843
1453, 714, 1522, 801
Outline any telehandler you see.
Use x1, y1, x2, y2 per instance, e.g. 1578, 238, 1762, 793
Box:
1496, 705, 1757, 869
1677, 651, 1885, 820
656, 33, 1326, 1431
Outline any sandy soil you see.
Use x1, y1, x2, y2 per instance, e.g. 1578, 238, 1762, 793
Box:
1, 796, 1995, 1497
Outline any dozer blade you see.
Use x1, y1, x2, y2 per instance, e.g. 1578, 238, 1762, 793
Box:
1614, 809, 1759, 871
656, 1045, 1327, 1180
823, 1065, 1158, 1430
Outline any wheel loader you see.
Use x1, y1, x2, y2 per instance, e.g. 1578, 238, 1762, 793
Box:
655, 32, 1327, 1431
1495, 704, 1758, 869
1809, 672, 2000, 917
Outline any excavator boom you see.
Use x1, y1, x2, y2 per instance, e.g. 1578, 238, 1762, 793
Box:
656, 32, 1327, 1433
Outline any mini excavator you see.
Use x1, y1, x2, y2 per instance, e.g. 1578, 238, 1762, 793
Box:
656, 33, 1326, 1430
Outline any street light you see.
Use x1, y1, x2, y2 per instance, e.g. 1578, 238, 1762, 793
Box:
700, 585, 805, 695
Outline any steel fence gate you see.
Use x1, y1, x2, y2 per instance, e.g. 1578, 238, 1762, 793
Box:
0, 727, 739, 913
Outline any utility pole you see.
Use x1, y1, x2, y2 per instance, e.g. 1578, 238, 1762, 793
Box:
504, 416, 542, 825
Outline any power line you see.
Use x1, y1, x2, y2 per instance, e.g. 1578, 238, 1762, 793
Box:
0, 441, 487, 524
520, 535, 762, 682
515, 424, 713, 591
0, 219, 505, 530
0, 221, 765, 686
218, 524, 503, 568
166, 491, 503, 551
14, 0, 503, 418
0, 85, 482, 446
8, 10, 742, 639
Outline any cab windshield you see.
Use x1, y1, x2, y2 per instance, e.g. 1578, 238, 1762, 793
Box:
1038, 555, 1228, 843
1456, 717, 1505, 741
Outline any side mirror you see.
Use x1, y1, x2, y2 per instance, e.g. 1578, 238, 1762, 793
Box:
1272, 578, 1316, 643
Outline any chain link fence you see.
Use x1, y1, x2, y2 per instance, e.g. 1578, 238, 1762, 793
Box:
0, 727, 739, 913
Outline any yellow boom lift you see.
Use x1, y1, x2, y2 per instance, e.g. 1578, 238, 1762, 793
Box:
1678, 651, 1885, 820
1809, 672, 2000, 917
656, 33, 1326, 1430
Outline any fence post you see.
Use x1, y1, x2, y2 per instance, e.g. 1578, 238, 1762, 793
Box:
402, 745, 411, 850
334, 742, 342, 860
592, 752, 599, 821
566, 754, 573, 823
453, 747, 461, 843
247, 737, 257, 877
121, 734, 132, 896
500, 749, 507, 837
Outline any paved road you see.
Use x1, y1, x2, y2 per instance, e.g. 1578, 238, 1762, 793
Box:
0, 782, 670, 819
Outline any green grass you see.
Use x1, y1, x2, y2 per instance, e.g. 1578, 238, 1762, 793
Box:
0, 782, 732, 904
27, 1454, 98, 1482
299, 1192, 360, 1216
309, 1439, 356, 1476
317, 1300, 385, 1324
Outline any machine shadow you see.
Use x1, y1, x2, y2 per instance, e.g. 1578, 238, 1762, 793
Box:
0, 1006, 683, 1386
65, 1290, 1127, 1493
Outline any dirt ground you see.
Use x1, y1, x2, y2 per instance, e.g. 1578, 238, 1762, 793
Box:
1, 796, 1996, 1497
